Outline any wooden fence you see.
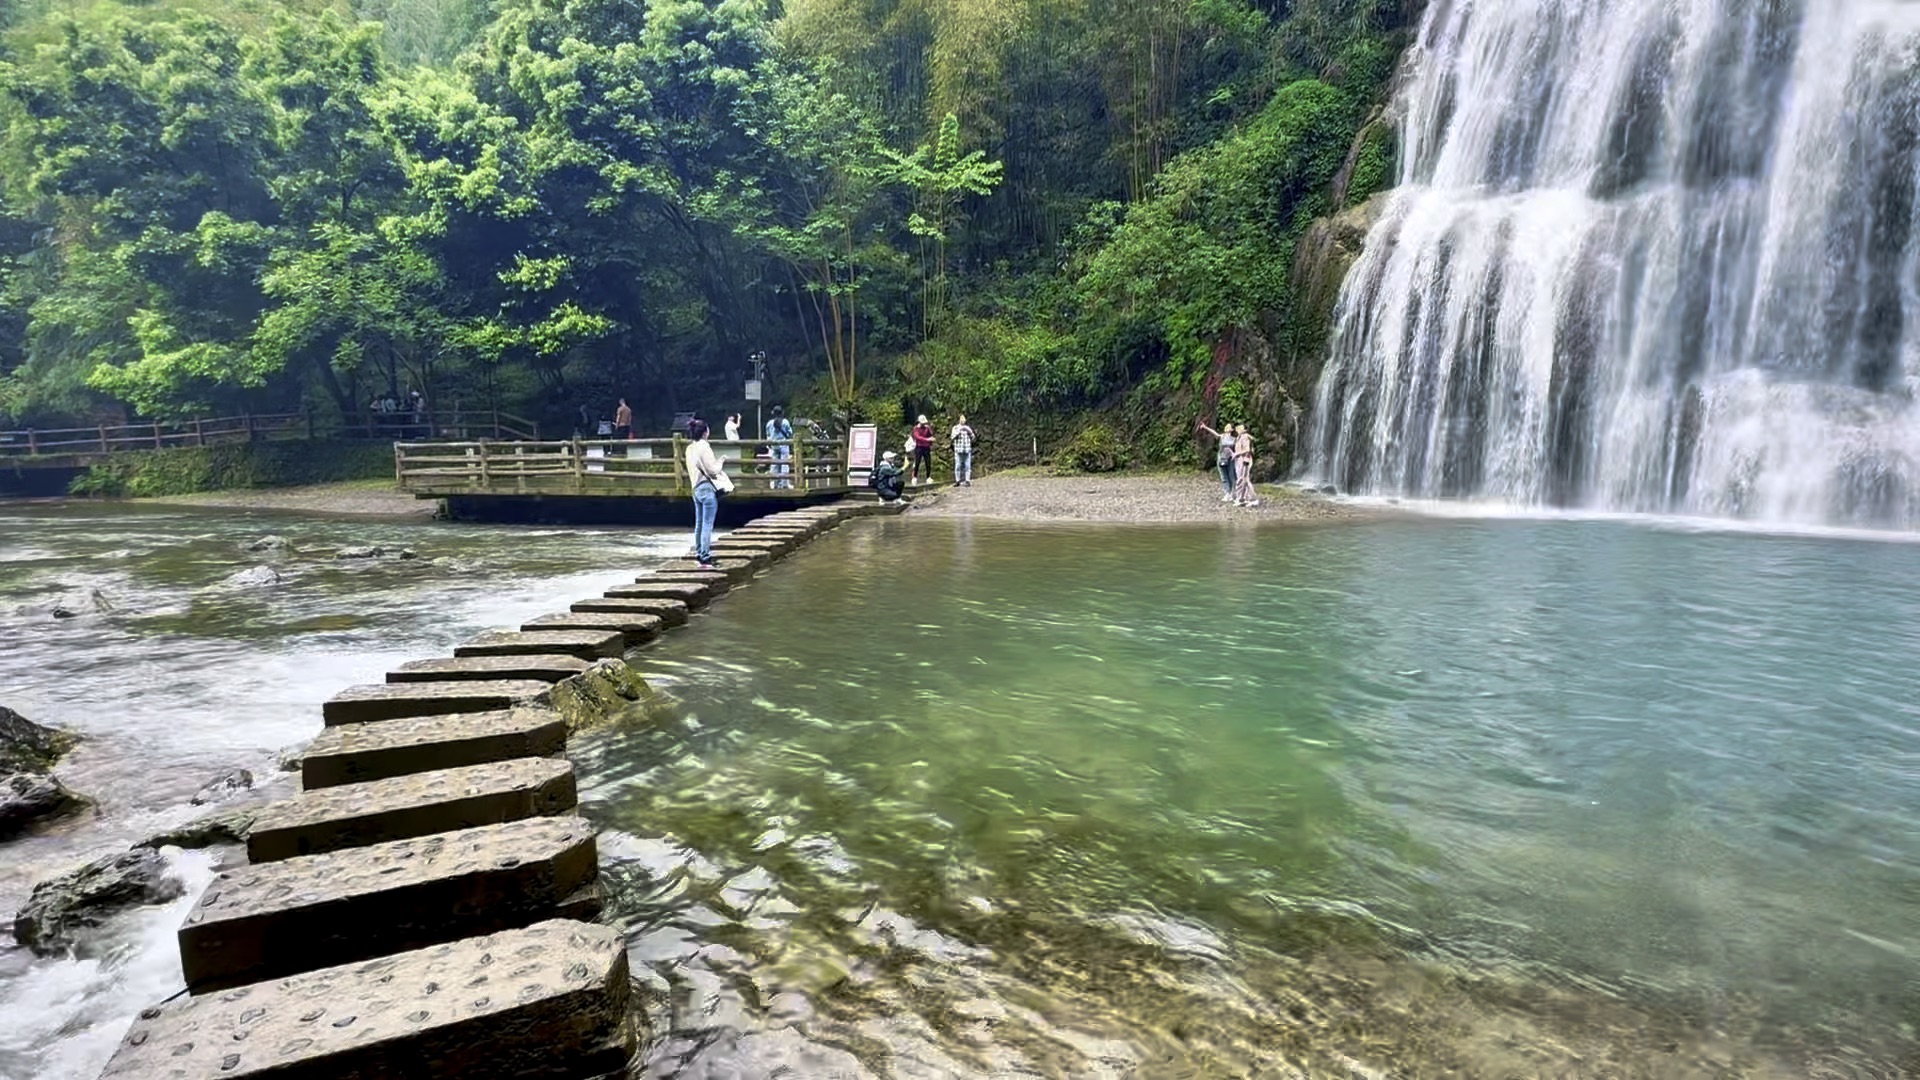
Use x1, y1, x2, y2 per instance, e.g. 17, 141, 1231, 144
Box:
394, 437, 849, 498
0, 409, 540, 461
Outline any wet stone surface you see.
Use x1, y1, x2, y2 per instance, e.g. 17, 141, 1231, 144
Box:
522, 610, 666, 644
103, 919, 633, 1080
454, 629, 624, 661
570, 597, 691, 626
653, 558, 757, 583
323, 680, 553, 726
301, 709, 569, 789
180, 816, 599, 992
388, 654, 590, 684
247, 757, 577, 863
604, 581, 715, 608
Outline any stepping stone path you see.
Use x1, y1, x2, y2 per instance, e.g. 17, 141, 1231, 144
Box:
180, 816, 599, 992
108, 500, 876, 1078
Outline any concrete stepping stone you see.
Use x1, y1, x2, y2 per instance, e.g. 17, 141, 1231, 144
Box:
717, 535, 796, 557
640, 572, 732, 594
455, 629, 624, 661
324, 680, 552, 726
522, 610, 665, 644
602, 581, 714, 607
101, 919, 633, 1080
570, 596, 690, 626
180, 816, 600, 993
703, 544, 775, 566
653, 558, 757, 583
248, 758, 576, 863
388, 654, 589, 684
302, 709, 568, 789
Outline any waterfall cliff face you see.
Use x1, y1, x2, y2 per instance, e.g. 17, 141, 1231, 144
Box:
1307, 0, 1920, 527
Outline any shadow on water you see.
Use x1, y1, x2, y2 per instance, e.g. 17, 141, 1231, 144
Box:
575, 516, 1920, 1078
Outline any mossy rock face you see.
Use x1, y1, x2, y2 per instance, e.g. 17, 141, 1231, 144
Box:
0, 772, 88, 839
0, 705, 76, 773
13, 849, 185, 956
544, 659, 674, 733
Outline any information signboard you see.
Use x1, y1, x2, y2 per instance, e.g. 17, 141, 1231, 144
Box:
847, 423, 878, 481
744, 379, 763, 401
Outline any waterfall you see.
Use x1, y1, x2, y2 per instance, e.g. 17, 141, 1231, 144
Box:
1307, 0, 1920, 528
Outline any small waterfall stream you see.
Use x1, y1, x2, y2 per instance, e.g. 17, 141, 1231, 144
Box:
1308, 0, 1920, 528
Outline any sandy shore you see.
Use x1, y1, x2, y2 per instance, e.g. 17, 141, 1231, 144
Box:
903, 472, 1384, 524
140, 480, 436, 519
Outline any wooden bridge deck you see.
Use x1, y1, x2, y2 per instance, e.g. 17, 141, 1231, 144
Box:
395, 437, 855, 500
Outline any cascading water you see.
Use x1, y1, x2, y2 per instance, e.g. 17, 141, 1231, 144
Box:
1307, 0, 1920, 528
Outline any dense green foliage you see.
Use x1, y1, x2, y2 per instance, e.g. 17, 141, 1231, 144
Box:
67, 438, 394, 496
0, 0, 1410, 467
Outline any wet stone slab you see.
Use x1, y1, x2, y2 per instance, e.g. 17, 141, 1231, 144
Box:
653, 558, 757, 583
301, 709, 568, 789
604, 581, 715, 608
569, 597, 690, 626
102, 919, 633, 1080
181, 816, 600, 993
323, 680, 552, 727
455, 629, 625, 661
248, 758, 576, 863
638, 572, 732, 594
703, 544, 778, 565
521, 610, 665, 645
388, 654, 590, 684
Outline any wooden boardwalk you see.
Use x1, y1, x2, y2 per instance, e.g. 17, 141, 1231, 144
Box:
0, 410, 540, 470
395, 437, 855, 500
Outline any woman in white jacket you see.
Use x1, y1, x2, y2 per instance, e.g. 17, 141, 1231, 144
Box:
684, 418, 727, 567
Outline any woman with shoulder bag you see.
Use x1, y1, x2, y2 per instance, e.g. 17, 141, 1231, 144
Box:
685, 419, 732, 568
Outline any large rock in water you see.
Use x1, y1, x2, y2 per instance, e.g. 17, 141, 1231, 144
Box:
13, 849, 185, 955
134, 808, 256, 851
545, 659, 667, 732
0, 705, 76, 773
0, 772, 87, 839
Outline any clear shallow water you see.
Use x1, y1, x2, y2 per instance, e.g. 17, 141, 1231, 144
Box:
1, 504, 1916, 1078
0, 501, 684, 1080
578, 516, 1920, 1077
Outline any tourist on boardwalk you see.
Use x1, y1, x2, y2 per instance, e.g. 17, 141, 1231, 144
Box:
1197, 419, 1236, 501
950, 414, 976, 486
614, 398, 632, 440
910, 414, 935, 485
871, 450, 907, 502
684, 418, 730, 567
1231, 424, 1259, 507
767, 405, 795, 489
723, 413, 741, 442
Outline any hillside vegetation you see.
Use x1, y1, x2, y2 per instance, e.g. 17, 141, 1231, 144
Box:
0, 0, 1412, 472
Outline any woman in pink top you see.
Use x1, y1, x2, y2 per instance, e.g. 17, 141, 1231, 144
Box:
1231, 425, 1258, 507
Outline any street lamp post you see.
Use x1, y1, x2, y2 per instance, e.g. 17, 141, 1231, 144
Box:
747, 350, 767, 437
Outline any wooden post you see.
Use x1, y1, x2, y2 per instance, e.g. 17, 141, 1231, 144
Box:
98, 424, 109, 453
478, 442, 490, 490
243, 411, 255, 442
194, 418, 206, 446
571, 438, 584, 493
672, 435, 687, 497
151, 421, 162, 449
793, 431, 806, 493
27, 429, 37, 455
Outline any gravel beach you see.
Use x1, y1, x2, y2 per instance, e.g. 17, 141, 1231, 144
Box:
140, 480, 436, 519
903, 472, 1382, 524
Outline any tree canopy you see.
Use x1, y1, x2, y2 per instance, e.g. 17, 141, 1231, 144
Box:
0, 0, 1410, 452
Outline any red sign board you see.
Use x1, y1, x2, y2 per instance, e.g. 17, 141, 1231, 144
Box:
847, 424, 878, 472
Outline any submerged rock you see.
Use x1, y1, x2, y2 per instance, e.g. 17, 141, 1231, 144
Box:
218, 566, 283, 588
135, 808, 256, 851
544, 658, 669, 732
12, 849, 185, 955
245, 535, 291, 553
189, 768, 254, 805
0, 705, 76, 773
274, 742, 307, 772
334, 545, 418, 560
0, 772, 88, 839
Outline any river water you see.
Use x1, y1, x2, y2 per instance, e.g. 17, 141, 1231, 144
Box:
3, 503, 1918, 1077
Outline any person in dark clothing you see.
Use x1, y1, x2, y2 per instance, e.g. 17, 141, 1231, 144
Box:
870, 450, 907, 502
910, 414, 934, 484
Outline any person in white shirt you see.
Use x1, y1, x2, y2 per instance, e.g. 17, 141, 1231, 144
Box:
723, 414, 740, 442
684, 419, 726, 567
949, 414, 976, 486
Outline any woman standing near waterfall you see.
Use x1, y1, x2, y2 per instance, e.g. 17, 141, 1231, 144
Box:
1231, 425, 1259, 507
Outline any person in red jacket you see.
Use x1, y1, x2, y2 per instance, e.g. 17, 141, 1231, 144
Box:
910, 414, 935, 485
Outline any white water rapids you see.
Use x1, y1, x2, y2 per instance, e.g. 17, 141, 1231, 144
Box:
1308, 0, 1920, 529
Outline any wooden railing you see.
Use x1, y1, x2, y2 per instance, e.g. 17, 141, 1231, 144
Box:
0, 413, 307, 459
0, 409, 541, 461
395, 437, 849, 497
